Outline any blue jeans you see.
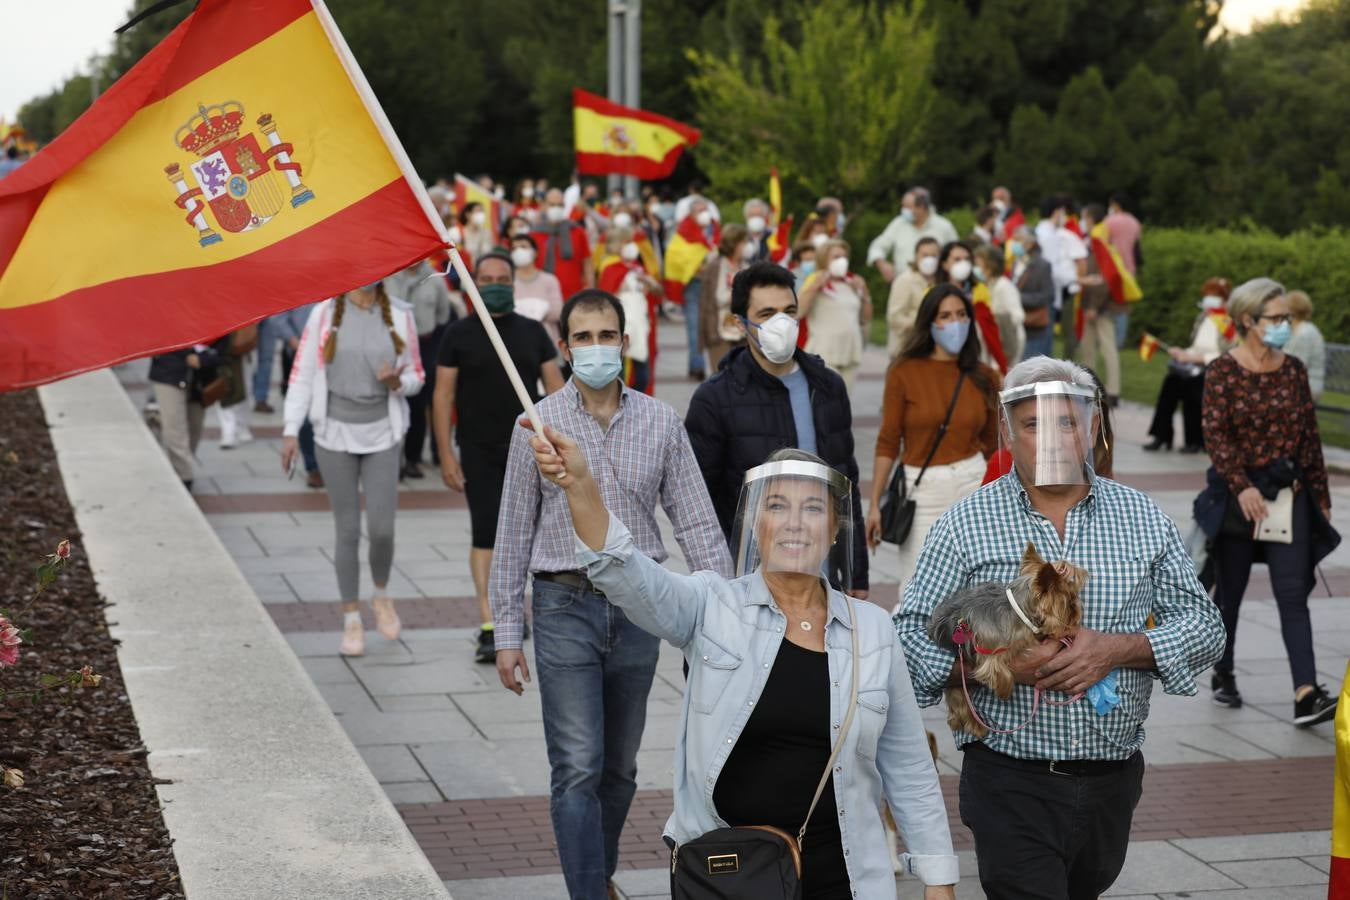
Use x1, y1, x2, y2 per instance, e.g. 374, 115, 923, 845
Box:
1023, 325, 1054, 359
252, 316, 279, 404
683, 276, 705, 374
532, 580, 660, 899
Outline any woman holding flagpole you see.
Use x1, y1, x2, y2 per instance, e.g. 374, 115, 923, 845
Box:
282, 281, 424, 656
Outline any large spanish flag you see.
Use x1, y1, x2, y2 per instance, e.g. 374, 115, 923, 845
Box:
0, 0, 446, 391
573, 88, 700, 180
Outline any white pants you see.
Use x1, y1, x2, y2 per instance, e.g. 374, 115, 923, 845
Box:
893, 452, 986, 608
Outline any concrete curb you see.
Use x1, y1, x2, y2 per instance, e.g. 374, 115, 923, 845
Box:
39, 370, 451, 900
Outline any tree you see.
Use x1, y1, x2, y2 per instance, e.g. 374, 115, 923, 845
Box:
687, 0, 937, 216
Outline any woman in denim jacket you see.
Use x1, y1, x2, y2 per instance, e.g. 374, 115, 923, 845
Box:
528, 430, 958, 900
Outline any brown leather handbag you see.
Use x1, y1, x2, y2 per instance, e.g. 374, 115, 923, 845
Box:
229, 323, 259, 356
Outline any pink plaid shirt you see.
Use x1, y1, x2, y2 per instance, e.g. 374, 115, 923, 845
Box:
489, 380, 733, 650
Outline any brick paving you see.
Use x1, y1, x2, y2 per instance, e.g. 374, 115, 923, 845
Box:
114, 322, 1350, 897
398, 756, 1334, 880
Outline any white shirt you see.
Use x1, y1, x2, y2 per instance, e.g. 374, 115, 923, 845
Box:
1035, 220, 1087, 300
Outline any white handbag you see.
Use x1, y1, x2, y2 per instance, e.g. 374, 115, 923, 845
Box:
1254, 488, 1295, 544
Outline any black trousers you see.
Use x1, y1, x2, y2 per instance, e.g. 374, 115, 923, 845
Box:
1148, 371, 1204, 447
1214, 488, 1317, 687
959, 744, 1144, 900
405, 329, 443, 467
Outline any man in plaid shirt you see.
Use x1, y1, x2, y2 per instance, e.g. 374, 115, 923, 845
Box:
896, 356, 1224, 900
490, 290, 732, 900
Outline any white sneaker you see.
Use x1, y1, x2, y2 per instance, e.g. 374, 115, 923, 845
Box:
339, 617, 364, 656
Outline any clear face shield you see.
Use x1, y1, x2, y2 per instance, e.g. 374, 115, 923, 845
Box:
999, 381, 1101, 487
730, 460, 855, 593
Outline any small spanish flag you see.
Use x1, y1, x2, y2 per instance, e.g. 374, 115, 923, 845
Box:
573, 88, 700, 180
1209, 311, 1237, 342
662, 214, 719, 304
765, 167, 793, 264
1139, 333, 1162, 362
1330, 665, 1350, 898
0, 0, 445, 391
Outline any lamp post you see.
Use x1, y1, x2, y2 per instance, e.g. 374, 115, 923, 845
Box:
606, 0, 642, 200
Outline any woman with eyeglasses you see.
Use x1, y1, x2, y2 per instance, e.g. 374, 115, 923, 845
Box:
1200, 278, 1339, 727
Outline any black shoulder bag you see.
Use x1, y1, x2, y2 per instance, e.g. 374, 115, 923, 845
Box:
670, 599, 859, 900
878, 371, 966, 545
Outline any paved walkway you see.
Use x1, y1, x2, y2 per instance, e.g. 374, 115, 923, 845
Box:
115, 321, 1350, 898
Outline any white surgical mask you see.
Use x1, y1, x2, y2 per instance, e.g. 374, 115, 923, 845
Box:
470, 210, 487, 227
810, 232, 829, 250
828, 256, 849, 278
747, 215, 766, 234
613, 212, 634, 229
917, 255, 939, 277
510, 223, 531, 237
695, 210, 713, 227
620, 241, 640, 262
446, 225, 464, 245
992, 199, 1008, 213
744, 312, 799, 365
1199, 295, 1225, 311
511, 246, 536, 268
949, 259, 973, 283
546, 205, 567, 223
522, 185, 535, 199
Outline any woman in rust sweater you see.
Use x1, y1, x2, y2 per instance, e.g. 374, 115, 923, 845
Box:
1202, 277, 1338, 726
865, 283, 1002, 593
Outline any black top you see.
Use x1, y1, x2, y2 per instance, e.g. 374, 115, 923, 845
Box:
714, 639, 850, 899
437, 312, 556, 445
684, 346, 868, 589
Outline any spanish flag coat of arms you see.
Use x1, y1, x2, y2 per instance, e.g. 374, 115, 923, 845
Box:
0, 0, 446, 391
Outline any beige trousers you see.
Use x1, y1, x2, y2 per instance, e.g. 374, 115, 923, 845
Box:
1077, 313, 1121, 396
152, 382, 205, 482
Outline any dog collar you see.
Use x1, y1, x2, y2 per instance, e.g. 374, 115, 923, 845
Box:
1005, 587, 1040, 634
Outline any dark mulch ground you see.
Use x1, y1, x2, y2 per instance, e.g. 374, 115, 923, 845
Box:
0, 390, 183, 899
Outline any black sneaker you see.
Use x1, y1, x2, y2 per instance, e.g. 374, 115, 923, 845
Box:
474, 628, 496, 664
1294, 684, 1337, 727
1211, 669, 1242, 708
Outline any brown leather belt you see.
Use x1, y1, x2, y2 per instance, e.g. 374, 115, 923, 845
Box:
532, 570, 605, 596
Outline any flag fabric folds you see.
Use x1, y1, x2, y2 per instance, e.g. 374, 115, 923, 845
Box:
0, 0, 445, 391
1331, 664, 1350, 899
1209, 311, 1237, 342
453, 173, 504, 231
1139, 333, 1162, 362
572, 88, 700, 180
662, 215, 718, 305
1087, 222, 1143, 304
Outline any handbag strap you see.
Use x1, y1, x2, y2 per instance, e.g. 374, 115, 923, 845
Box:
797, 596, 859, 849
910, 371, 966, 491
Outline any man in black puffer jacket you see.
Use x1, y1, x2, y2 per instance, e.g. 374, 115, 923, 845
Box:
685, 262, 869, 597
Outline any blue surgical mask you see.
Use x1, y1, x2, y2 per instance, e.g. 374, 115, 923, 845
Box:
569, 344, 623, 388
931, 319, 970, 355
1262, 320, 1292, 350
1009, 240, 1025, 259
901, 208, 915, 224
798, 259, 816, 276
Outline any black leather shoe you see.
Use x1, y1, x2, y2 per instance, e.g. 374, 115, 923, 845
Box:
1179, 444, 1206, 455
1212, 669, 1242, 708
1143, 439, 1171, 452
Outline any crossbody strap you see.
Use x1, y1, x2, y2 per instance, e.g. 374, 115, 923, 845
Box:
798, 596, 859, 849
910, 371, 966, 492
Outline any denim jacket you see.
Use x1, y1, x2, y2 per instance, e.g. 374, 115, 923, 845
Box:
577, 514, 959, 896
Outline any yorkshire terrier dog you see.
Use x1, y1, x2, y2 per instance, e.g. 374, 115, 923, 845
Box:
927, 543, 1088, 737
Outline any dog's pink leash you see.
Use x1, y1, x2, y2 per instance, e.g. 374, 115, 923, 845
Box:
957, 636, 1084, 736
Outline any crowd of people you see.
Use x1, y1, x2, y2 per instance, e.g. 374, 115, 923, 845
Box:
140, 172, 1340, 900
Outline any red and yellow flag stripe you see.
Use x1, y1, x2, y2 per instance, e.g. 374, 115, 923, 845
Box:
0, 0, 444, 390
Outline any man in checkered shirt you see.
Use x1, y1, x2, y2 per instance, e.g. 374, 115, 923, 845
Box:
896, 356, 1224, 900
490, 289, 732, 900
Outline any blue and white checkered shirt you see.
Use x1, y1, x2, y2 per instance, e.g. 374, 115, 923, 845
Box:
895, 471, 1225, 761
489, 380, 734, 651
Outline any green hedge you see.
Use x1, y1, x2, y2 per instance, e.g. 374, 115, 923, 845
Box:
1132, 226, 1350, 347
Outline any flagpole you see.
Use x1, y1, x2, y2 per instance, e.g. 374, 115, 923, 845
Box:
308, 0, 546, 438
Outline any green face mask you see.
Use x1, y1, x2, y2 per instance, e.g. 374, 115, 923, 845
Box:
479, 282, 515, 314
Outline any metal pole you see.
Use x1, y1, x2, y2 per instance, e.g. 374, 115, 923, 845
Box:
622, 0, 641, 199
606, 0, 625, 197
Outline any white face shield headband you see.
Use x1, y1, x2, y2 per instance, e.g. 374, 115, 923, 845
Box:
998, 381, 1101, 487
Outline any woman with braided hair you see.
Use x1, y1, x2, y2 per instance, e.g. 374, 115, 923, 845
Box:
282, 281, 425, 656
